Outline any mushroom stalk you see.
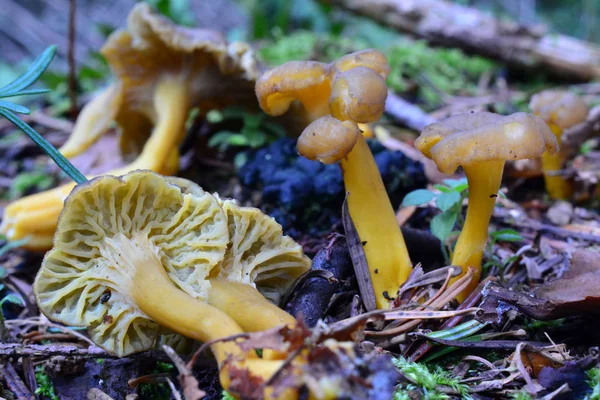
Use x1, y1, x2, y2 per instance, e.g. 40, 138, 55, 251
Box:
451, 160, 504, 302
208, 280, 296, 332
340, 134, 412, 308
128, 76, 190, 171
122, 239, 288, 389
540, 123, 572, 200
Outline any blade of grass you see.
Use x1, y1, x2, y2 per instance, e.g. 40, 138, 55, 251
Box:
0, 108, 86, 184
0, 100, 30, 115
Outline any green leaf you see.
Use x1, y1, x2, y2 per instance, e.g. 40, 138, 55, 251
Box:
208, 131, 235, 147
490, 229, 523, 242
3, 88, 51, 97
431, 211, 457, 242
0, 237, 30, 258
0, 284, 4, 292
0, 46, 57, 98
0, 108, 87, 184
1, 294, 24, 307
435, 191, 461, 212
433, 184, 452, 193
401, 189, 435, 207
0, 100, 30, 114
443, 178, 468, 189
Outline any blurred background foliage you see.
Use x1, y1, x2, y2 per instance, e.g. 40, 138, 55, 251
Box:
0, 0, 597, 115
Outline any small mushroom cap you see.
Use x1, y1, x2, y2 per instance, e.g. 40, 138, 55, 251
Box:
331, 49, 391, 79
529, 90, 589, 129
416, 112, 559, 175
297, 115, 361, 164
33, 171, 229, 356
255, 61, 331, 117
101, 3, 259, 156
211, 199, 311, 305
329, 67, 388, 123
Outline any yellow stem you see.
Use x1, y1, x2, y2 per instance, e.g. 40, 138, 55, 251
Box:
128, 77, 190, 171
59, 83, 122, 158
451, 160, 505, 302
129, 255, 292, 397
208, 280, 296, 331
541, 123, 572, 200
208, 280, 295, 362
340, 135, 412, 309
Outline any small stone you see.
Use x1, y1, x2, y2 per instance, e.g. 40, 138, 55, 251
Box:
547, 201, 574, 226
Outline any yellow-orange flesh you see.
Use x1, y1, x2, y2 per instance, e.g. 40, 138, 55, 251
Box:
540, 123, 572, 200
340, 134, 412, 308
450, 160, 505, 302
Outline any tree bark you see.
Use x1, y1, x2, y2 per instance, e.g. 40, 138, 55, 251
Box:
328, 0, 600, 81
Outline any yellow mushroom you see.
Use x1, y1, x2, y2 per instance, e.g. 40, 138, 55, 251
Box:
1, 3, 259, 251
529, 90, 589, 200
32, 170, 299, 398
415, 112, 558, 301
257, 50, 413, 309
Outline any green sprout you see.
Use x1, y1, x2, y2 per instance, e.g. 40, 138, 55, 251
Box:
35, 365, 59, 400
392, 356, 470, 399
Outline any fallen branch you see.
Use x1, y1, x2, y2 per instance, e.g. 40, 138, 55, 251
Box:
0, 343, 113, 358
328, 0, 600, 80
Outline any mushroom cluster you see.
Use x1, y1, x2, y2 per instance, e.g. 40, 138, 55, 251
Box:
256, 50, 413, 309
415, 112, 558, 300
0, 3, 259, 251
33, 170, 311, 396
529, 90, 589, 200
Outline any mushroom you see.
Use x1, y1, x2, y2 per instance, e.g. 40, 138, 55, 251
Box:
32, 170, 289, 395
415, 112, 559, 301
529, 90, 589, 200
0, 3, 259, 251
257, 50, 413, 309
208, 198, 309, 335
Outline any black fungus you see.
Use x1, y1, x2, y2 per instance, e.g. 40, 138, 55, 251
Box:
237, 138, 427, 237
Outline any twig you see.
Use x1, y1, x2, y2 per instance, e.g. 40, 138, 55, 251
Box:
0, 362, 35, 400
6, 318, 96, 346
384, 90, 436, 131
462, 355, 496, 370
411, 335, 547, 350
514, 342, 537, 394
68, 0, 78, 118
0, 343, 113, 358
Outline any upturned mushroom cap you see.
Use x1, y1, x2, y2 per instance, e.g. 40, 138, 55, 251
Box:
297, 115, 361, 164
212, 199, 312, 305
33, 171, 229, 356
101, 3, 259, 156
329, 67, 388, 123
254, 61, 331, 117
415, 112, 559, 174
331, 49, 390, 79
529, 90, 589, 129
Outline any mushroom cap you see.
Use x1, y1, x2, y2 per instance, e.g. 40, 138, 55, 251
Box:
297, 115, 361, 164
415, 112, 559, 174
101, 3, 259, 156
212, 199, 312, 305
331, 49, 390, 79
529, 90, 589, 129
33, 171, 229, 356
255, 61, 331, 117
329, 67, 388, 123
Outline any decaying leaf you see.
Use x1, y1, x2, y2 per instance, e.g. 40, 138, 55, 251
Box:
480, 249, 600, 321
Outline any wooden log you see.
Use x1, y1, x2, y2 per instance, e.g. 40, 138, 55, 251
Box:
328, 0, 600, 81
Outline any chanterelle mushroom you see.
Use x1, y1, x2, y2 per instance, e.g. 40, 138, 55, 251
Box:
257, 50, 413, 310
32, 170, 293, 397
415, 112, 558, 301
529, 90, 589, 200
0, 3, 259, 252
